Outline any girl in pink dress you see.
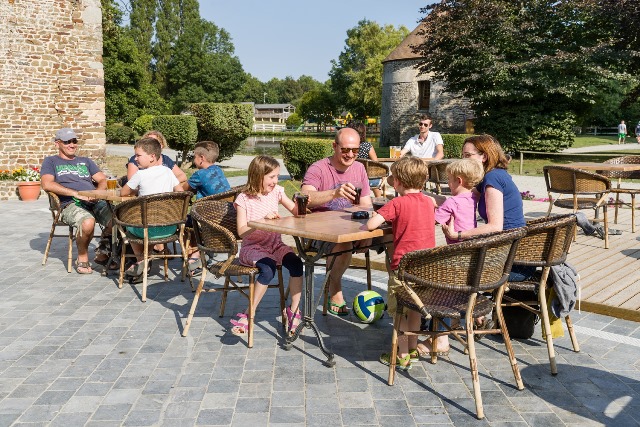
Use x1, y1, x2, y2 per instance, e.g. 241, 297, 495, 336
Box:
232, 156, 304, 336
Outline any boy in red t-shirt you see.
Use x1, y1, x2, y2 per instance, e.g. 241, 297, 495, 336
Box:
366, 156, 435, 370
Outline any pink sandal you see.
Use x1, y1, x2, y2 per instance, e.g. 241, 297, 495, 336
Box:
230, 313, 248, 336
283, 306, 302, 336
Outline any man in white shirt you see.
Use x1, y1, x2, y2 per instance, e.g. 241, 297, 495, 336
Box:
618, 120, 627, 144
400, 114, 444, 160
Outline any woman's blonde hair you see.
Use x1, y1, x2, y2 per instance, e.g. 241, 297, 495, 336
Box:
245, 155, 280, 195
143, 130, 168, 150
463, 134, 509, 173
446, 158, 485, 188
390, 156, 428, 190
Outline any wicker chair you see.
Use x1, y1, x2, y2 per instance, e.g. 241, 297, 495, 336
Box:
427, 160, 450, 194
356, 158, 390, 197
502, 214, 580, 376
42, 191, 75, 273
113, 192, 191, 302
182, 199, 285, 348
599, 156, 640, 233
388, 227, 526, 420
543, 165, 611, 248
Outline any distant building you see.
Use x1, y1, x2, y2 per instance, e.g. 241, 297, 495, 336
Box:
380, 22, 474, 147
252, 103, 296, 123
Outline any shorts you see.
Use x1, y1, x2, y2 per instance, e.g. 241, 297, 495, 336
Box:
61, 200, 112, 234
128, 225, 177, 239
619, 133, 626, 138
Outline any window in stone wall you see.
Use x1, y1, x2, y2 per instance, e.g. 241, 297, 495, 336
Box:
418, 80, 431, 111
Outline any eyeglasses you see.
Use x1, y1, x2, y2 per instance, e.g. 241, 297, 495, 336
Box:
337, 146, 359, 154
418, 122, 430, 127
60, 139, 78, 145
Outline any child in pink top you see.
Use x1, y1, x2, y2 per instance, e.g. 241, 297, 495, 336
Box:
232, 156, 304, 337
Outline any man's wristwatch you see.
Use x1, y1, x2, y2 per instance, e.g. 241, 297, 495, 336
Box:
457, 231, 462, 241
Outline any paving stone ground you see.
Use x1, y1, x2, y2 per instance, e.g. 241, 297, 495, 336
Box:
1, 197, 640, 426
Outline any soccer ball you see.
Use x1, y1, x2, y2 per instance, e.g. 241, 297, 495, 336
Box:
353, 291, 385, 324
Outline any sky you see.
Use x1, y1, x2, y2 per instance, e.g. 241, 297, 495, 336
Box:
199, 1, 434, 83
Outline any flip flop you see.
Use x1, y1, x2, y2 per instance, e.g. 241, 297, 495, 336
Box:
125, 261, 146, 277
230, 313, 248, 336
327, 300, 349, 316
416, 339, 450, 357
75, 260, 93, 275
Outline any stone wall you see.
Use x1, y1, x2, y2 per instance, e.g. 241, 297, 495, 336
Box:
380, 58, 474, 147
0, 0, 105, 200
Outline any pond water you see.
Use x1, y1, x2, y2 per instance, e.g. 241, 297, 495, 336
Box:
241, 135, 382, 155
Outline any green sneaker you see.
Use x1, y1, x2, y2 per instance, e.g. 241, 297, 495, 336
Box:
408, 348, 419, 363
379, 353, 412, 371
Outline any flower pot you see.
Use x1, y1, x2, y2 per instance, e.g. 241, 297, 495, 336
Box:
17, 181, 41, 201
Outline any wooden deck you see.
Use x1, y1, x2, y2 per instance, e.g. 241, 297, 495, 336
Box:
522, 200, 640, 321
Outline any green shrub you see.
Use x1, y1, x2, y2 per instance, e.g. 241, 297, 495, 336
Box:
105, 124, 135, 144
280, 138, 334, 180
151, 115, 198, 161
442, 134, 472, 158
190, 103, 253, 161
132, 114, 155, 137
285, 112, 303, 127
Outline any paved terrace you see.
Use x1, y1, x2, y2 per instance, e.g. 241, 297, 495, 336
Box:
1, 191, 640, 426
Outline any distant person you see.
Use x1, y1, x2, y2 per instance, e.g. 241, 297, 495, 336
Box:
618, 120, 627, 144
635, 121, 640, 143
400, 114, 444, 160
347, 121, 383, 197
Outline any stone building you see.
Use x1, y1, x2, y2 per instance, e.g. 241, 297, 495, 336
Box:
0, 0, 105, 200
380, 22, 474, 148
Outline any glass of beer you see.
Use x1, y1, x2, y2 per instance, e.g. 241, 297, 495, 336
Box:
107, 177, 117, 192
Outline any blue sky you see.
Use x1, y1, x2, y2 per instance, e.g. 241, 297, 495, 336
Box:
199, 1, 434, 83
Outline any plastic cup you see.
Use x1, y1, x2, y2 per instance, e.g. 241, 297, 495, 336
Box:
295, 193, 309, 217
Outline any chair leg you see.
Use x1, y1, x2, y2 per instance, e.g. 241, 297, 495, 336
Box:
277, 266, 285, 313
631, 194, 636, 233
219, 276, 231, 317
248, 276, 255, 348
388, 311, 401, 386
118, 241, 127, 289
603, 206, 609, 249
67, 226, 74, 273
42, 226, 56, 267
494, 293, 524, 391
141, 245, 149, 303
565, 315, 580, 352
465, 310, 484, 420
365, 251, 372, 291
182, 268, 207, 337
537, 269, 557, 375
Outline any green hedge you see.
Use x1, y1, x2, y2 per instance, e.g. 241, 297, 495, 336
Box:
132, 114, 155, 137
105, 124, 135, 144
151, 115, 198, 161
190, 103, 253, 161
281, 138, 333, 180
442, 134, 472, 159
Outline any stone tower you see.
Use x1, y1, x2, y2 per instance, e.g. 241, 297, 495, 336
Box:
0, 0, 105, 197
380, 22, 474, 148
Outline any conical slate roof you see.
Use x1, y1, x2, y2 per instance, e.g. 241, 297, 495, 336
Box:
383, 21, 426, 63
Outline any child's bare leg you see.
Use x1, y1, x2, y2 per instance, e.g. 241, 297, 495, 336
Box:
407, 311, 421, 351
288, 276, 302, 312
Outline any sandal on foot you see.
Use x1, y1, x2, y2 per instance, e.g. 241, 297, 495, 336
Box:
283, 306, 302, 336
474, 317, 494, 342
408, 348, 420, 362
95, 256, 118, 270
75, 260, 93, 275
327, 300, 349, 316
379, 353, 412, 371
125, 261, 146, 277
416, 339, 450, 357
230, 313, 249, 336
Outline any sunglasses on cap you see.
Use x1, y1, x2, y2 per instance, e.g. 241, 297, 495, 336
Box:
59, 138, 78, 145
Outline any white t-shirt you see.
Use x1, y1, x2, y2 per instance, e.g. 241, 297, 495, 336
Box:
127, 165, 179, 196
403, 132, 443, 158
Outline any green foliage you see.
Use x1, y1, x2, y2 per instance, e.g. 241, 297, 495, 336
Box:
151, 115, 198, 160
190, 103, 253, 161
105, 124, 135, 144
329, 20, 409, 119
132, 114, 155, 137
441, 134, 473, 159
297, 87, 337, 129
285, 112, 303, 127
280, 138, 334, 180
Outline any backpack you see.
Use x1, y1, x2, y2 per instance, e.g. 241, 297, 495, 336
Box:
499, 289, 539, 339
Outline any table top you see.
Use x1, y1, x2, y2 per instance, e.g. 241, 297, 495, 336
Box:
377, 157, 455, 164
248, 209, 390, 243
563, 162, 640, 172
76, 189, 135, 202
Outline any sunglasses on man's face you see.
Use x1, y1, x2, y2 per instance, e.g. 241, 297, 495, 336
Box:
337, 146, 359, 154
418, 122, 430, 127
60, 139, 78, 145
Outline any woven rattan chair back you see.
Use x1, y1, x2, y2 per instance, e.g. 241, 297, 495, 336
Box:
601, 156, 640, 180
196, 185, 246, 204
42, 191, 75, 273
428, 160, 450, 194
190, 199, 238, 256
355, 158, 390, 180
191, 197, 240, 240
543, 165, 610, 195
513, 214, 576, 268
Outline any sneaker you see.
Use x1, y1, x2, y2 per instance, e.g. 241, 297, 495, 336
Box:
379, 353, 412, 371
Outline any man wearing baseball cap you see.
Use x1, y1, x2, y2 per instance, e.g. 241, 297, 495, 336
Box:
40, 128, 113, 274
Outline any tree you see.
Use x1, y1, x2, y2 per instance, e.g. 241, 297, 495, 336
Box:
414, 0, 631, 151
102, 0, 166, 124
329, 20, 409, 119
297, 87, 337, 131
238, 74, 266, 103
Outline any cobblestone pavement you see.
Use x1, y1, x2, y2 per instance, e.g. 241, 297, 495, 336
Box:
1, 197, 640, 426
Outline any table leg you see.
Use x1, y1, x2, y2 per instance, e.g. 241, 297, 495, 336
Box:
285, 238, 335, 367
